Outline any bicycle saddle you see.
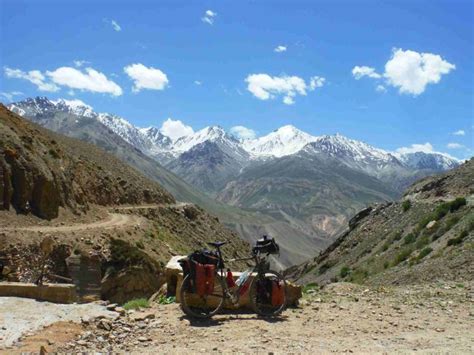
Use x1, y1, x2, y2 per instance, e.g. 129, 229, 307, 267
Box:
208, 241, 227, 248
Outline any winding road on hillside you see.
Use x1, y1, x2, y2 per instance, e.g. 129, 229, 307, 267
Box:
0, 203, 190, 233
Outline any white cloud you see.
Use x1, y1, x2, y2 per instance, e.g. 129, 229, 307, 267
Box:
111, 19, 121, 32
246, 73, 323, 105
160, 118, 194, 140
396, 142, 434, 154
447, 143, 464, 149
453, 129, 465, 136
46, 67, 123, 96
384, 48, 455, 95
352, 66, 381, 80
5, 67, 59, 92
0, 91, 23, 101
309, 76, 325, 90
274, 45, 287, 53
194, 80, 202, 85
230, 126, 257, 140
124, 63, 169, 92
202, 10, 217, 25
376, 84, 387, 93
73, 60, 89, 67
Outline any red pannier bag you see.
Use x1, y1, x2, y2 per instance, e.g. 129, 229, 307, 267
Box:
271, 280, 285, 306
195, 263, 216, 296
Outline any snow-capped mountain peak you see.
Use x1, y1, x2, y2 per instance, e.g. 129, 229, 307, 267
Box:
242, 124, 317, 157
51, 98, 95, 118
394, 151, 460, 171
172, 126, 236, 153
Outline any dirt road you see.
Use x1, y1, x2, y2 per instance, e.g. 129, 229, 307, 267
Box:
8, 281, 472, 354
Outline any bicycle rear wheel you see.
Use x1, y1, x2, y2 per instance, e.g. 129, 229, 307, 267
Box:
180, 274, 226, 318
249, 270, 287, 317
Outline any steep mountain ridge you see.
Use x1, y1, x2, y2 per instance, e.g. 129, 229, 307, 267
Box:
287, 159, 473, 286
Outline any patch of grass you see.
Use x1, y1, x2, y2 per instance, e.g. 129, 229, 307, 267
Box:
448, 197, 466, 212
416, 247, 433, 260
434, 203, 450, 220
456, 283, 464, 288
402, 200, 412, 212
381, 242, 390, 252
392, 247, 413, 266
302, 282, 319, 294
393, 230, 403, 241
348, 268, 368, 284
447, 229, 469, 246
157, 295, 175, 305
339, 265, 351, 278
418, 215, 435, 230
415, 235, 430, 249
123, 298, 150, 310
383, 261, 390, 269
445, 216, 460, 231
403, 233, 416, 245
136, 240, 145, 249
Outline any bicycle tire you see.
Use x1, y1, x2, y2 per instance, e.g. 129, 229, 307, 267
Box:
180, 273, 226, 319
249, 269, 287, 317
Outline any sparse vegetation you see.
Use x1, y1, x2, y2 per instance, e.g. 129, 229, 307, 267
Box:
157, 295, 175, 305
416, 247, 433, 260
402, 200, 412, 212
404, 233, 416, 245
447, 229, 469, 246
415, 235, 430, 249
393, 247, 413, 266
136, 240, 145, 249
339, 265, 351, 278
444, 215, 460, 231
348, 268, 368, 283
302, 282, 319, 294
49, 148, 60, 159
123, 298, 150, 310
448, 197, 467, 212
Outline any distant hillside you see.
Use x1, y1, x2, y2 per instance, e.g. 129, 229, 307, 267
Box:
287, 159, 474, 286
0, 104, 173, 219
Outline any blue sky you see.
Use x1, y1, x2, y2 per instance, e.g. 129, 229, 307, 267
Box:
1, 0, 473, 159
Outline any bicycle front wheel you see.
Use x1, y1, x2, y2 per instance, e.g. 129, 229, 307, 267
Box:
249, 269, 287, 317
179, 274, 226, 319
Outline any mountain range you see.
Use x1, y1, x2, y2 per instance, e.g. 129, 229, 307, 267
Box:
5, 97, 462, 267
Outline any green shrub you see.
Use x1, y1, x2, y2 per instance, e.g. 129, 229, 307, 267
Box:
136, 240, 145, 249
417, 247, 433, 260
392, 247, 413, 266
340, 265, 351, 278
393, 230, 403, 241
348, 268, 369, 284
383, 261, 390, 269
157, 295, 175, 305
49, 149, 60, 159
123, 298, 150, 310
402, 200, 412, 212
434, 203, 450, 220
447, 229, 469, 246
381, 242, 390, 252
449, 197, 466, 212
415, 235, 430, 249
445, 216, 460, 231
404, 233, 416, 245
418, 215, 435, 230
303, 282, 319, 294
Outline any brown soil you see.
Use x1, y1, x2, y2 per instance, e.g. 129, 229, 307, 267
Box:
14, 281, 472, 354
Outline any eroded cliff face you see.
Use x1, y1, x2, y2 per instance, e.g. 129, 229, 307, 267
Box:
0, 104, 174, 220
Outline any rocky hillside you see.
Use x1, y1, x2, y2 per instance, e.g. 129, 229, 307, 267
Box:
287, 159, 474, 286
0, 104, 174, 220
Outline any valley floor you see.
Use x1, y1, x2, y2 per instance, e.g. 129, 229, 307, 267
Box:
2, 281, 473, 354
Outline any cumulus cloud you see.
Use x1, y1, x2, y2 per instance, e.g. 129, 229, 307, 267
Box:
453, 129, 465, 136
4, 67, 59, 92
384, 49, 455, 95
245, 73, 324, 105
230, 126, 257, 140
160, 118, 194, 140
447, 143, 463, 149
0, 91, 23, 102
376, 84, 387, 93
124, 63, 169, 92
46, 67, 123, 96
352, 66, 381, 80
309, 76, 325, 90
353, 49, 455, 95
202, 10, 217, 25
274, 45, 287, 53
396, 142, 435, 154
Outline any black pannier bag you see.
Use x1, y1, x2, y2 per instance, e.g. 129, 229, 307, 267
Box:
252, 235, 280, 255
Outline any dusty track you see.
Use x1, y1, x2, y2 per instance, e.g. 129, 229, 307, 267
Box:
0, 203, 189, 233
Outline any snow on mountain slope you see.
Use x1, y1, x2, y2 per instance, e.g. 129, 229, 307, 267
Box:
242, 125, 317, 157
395, 151, 460, 171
